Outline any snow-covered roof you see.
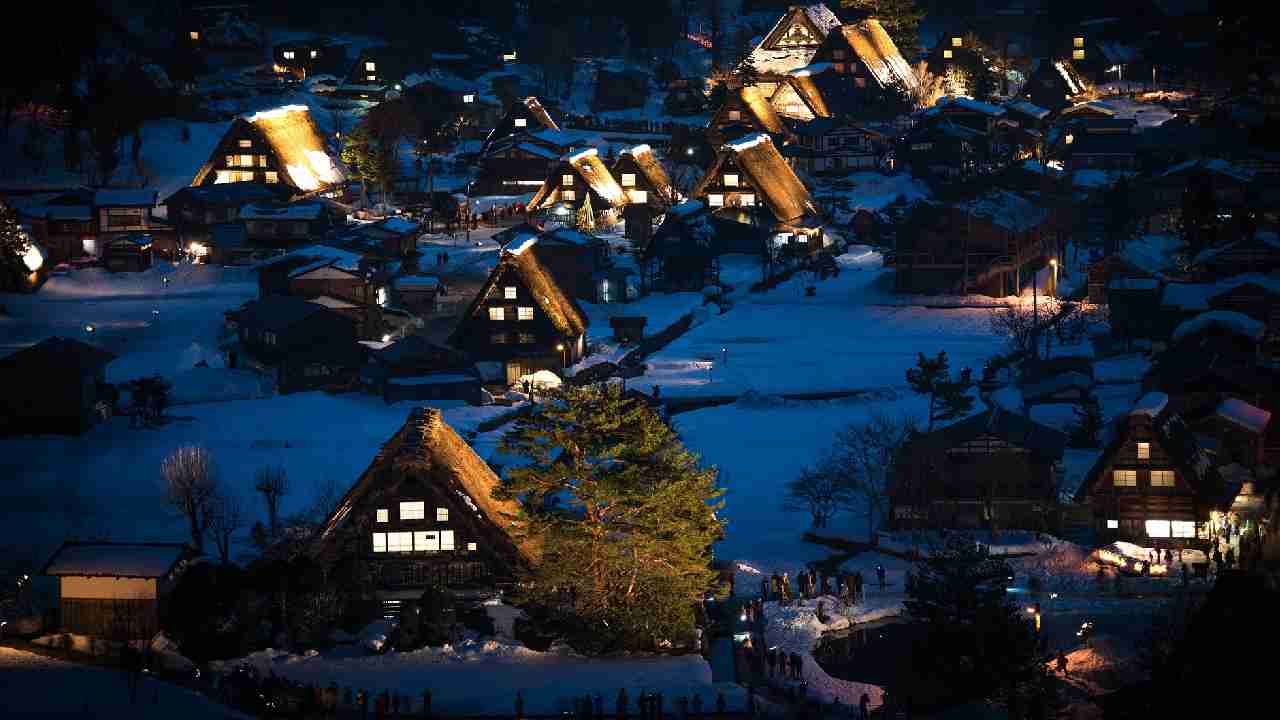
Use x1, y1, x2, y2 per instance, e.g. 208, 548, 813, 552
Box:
1216, 398, 1271, 435
387, 373, 477, 386
669, 199, 705, 218
260, 244, 363, 272
1006, 100, 1050, 120
1130, 392, 1169, 418
935, 96, 1006, 117
743, 4, 842, 76
1160, 157, 1253, 183
835, 20, 919, 93
1109, 277, 1160, 291
789, 62, 833, 77
961, 191, 1049, 232
245, 105, 345, 191
93, 189, 157, 207
290, 264, 359, 280
1172, 310, 1266, 343
240, 201, 327, 220
377, 216, 419, 235
1159, 282, 1213, 310
310, 294, 359, 309
540, 227, 602, 246
726, 133, 771, 152
394, 274, 444, 289
44, 205, 92, 221
508, 237, 538, 256
44, 542, 188, 578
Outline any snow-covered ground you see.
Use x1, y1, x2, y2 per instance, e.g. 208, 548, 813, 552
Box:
0, 646, 249, 719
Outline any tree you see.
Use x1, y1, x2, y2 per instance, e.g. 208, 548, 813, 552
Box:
906, 352, 974, 431
161, 446, 218, 551
0, 201, 37, 290
834, 412, 918, 541
1069, 394, 1105, 448
840, 0, 925, 55
208, 492, 245, 565
909, 61, 945, 110
575, 192, 596, 232
254, 465, 289, 537
1104, 176, 1137, 254
903, 533, 1051, 711
124, 375, 171, 428
497, 383, 724, 653
340, 124, 374, 203
783, 455, 855, 529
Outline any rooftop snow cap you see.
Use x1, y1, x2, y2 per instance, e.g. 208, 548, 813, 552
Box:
1130, 392, 1169, 419
1215, 398, 1272, 435
247, 105, 344, 191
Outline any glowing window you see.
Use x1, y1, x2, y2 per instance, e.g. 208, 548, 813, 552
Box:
491, 333, 508, 344
1113, 470, 1137, 487
467, 542, 478, 552
1150, 470, 1175, 487
708, 193, 724, 207
1106, 519, 1119, 529
952, 37, 963, 48
562, 174, 574, 187
1145, 520, 1170, 538
855, 77, 866, 88
240, 154, 254, 167
1073, 49, 1085, 60
727, 110, 741, 121
366, 61, 376, 72
504, 286, 517, 299
562, 190, 576, 201
372, 533, 386, 552
943, 50, 954, 59
436, 507, 449, 522
514, 118, 527, 128
238, 139, 253, 148
621, 173, 636, 187
488, 307, 505, 321
310, 50, 318, 59
518, 306, 534, 320
387, 532, 412, 552
739, 193, 756, 206
189, 31, 199, 41
283, 51, 295, 60
225, 155, 237, 167
519, 333, 535, 344
441, 530, 455, 551
833, 63, 846, 72
629, 190, 647, 203
463, 94, 475, 103
723, 174, 739, 187
400, 501, 425, 520
1137, 442, 1150, 460
414, 531, 439, 551
1073, 37, 1084, 48
376, 508, 389, 523
265, 171, 279, 184
1172, 521, 1196, 538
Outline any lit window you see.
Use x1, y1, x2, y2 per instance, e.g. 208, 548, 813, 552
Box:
833, 63, 845, 73
504, 286, 517, 299
488, 307, 505, 321
1151, 470, 1175, 487
562, 174, 574, 187
366, 61, 376, 72
239, 139, 253, 148
519, 333, 535, 344
467, 542, 477, 552
240, 154, 254, 167
621, 173, 636, 187
629, 190, 648, 203
1113, 470, 1137, 487
189, 31, 199, 41
283, 51, 295, 60
855, 77, 866, 88
943, 49, 954, 59
518, 306, 534, 320
739, 193, 756, 206
372, 533, 386, 552
503, 52, 518, 62
1137, 442, 1150, 460
441, 530, 455, 551
491, 333, 508, 344
1172, 521, 1196, 538
1145, 520, 1171, 538
1106, 519, 1119, 529
952, 37, 963, 48
400, 501, 425, 520
387, 532, 412, 552
259, 155, 268, 167
226, 154, 237, 167
727, 110, 741, 121
1073, 37, 1084, 48
376, 508, 389, 523
723, 173, 739, 187
436, 507, 449, 522
310, 50, 318, 59
414, 531, 439, 551
1073, 49, 1085, 60
265, 171, 279, 184
562, 190, 576, 201
708, 193, 724, 207
514, 118, 527, 128
463, 94, 475, 103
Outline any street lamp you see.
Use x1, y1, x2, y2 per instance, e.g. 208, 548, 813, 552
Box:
83, 323, 95, 334
556, 342, 566, 368
721, 347, 727, 366
1049, 258, 1058, 298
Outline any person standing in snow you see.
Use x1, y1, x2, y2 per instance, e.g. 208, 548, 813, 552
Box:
781, 572, 792, 601
761, 577, 770, 601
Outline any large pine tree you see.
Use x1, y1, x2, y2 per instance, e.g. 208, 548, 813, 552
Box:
496, 383, 724, 653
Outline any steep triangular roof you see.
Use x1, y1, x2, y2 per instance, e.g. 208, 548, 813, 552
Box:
692, 134, 817, 224
451, 241, 589, 342
614, 144, 678, 206
191, 105, 344, 191
834, 20, 919, 93
481, 96, 562, 155
316, 407, 536, 564
743, 4, 843, 76
527, 148, 628, 212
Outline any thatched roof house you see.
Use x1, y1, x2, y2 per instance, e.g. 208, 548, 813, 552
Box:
708, 85, 790, 144
692, 133, 819, 226
828, 20, 918, 94
527, 148, 628, 218
481, 96, 561, 155
612, 144, 678, 208
316, 407, 534, 591
191, 105, 344, 192
742, 4, 844, 78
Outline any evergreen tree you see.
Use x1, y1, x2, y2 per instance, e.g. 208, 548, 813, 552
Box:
0, 201, 35, 290
840, 0, 925, 55
904, 534, 1052, 711
575, 192, 596, 232
496, 383, 724, 653
905, 351, 974, 431
340, 125, 374, 203
1104, 176, 1136, 254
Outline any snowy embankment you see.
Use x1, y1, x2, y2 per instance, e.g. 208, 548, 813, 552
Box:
574, 291, 708, 368
220, 638, 743, 716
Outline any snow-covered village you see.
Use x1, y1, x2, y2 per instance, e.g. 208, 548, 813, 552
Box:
1, 1, 1278, 718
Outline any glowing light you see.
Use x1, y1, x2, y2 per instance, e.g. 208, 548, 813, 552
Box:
381, 334, 391, 343
1065, 133, 1074, 145
84, 324, 95, 334
556, 343, 565, 351
1049, 258, 1057, 267
188, 242, 209, 257
21, 242, 44, 272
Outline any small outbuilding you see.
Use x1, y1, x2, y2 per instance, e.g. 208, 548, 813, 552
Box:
43, 542, 194, 640
102, 232, 154, 272
0, 337, 116, 436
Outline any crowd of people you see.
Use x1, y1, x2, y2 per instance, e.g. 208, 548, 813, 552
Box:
759, 565, 886, 608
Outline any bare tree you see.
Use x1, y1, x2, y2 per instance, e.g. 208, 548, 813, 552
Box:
254, 465, 289, 537
909, 60, 945, 109
208, 492, 245, 565
988, 302, 1045, 359
834, 412, 919, 542
161, 446, 218, 551
783, 454, 856, 529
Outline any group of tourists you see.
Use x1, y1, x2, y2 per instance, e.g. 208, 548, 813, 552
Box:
761, 566, 883, 607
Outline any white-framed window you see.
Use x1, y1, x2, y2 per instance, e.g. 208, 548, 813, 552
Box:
738, 193, 756, 206
463, 94, 475, 103
621, 173, 636, 187
189, 31, 199, 41
240, 154, 254, 167
310, 50, 318, 59
562, 190, 576, 201
708, 193, 724, 207
943, 49, 953, 59
436, 507, 449, 522
441, 530, 455, 551
372, 532, 387, 552
562, 174, 574, 187
723, 173, 739, 187
514, 118, 527, 128
1145, 520, 1171, 538
366, 61, 376, 72
283, 50, 295, 60
387, 532, 412, 552
1073, 49, 1085, 60
226, 154, 238, 167
1073, 37, 1084, 48
264, 171, 279, 184
467, 542, 477, 552
727, 110, 741, 121
414, 531, 440, 551
1113, 469, 1137, 487
517, 306, 534, 321
400, 501, 425, 520
1137, 442, 1150, 460
239, 139, 253, 148
488, 307, 505, 321
1171, 521, 1196, 538
628, 190, 647, 203
1150, 470, 1175, 487
504, 286, 517, 300
1106, 519, 1119, 529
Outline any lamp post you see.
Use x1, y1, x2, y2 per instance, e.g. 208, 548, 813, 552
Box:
1049, 258, 1058, 298
721, 347, 727, 366
556, 342, 566, 369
